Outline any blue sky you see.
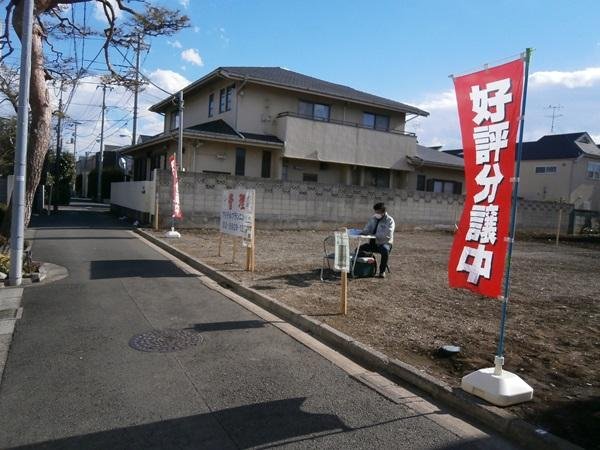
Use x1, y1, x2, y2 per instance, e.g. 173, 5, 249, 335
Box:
6, 0, 599, 154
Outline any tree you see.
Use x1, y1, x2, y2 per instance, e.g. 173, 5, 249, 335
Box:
0, 116, 17, 176
0, 0, 189, 236
45, 150, 75, 204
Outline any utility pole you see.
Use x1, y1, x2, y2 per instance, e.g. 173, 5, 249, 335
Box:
53, 80, 64, 212
545, 104, 563, 134
177, 90, 184, 170
96, 84, 108, 203
131, 33, 141, 146
9, 0, 34, 287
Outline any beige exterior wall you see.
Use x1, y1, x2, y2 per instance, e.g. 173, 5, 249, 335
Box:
282, 158, 346, 184
186, 140, 276, 179
406, 166, 465, 194
164, 77, 238, 132
275, 114, 415, 171
235, 84, 407, 135
570, 156, 600, 211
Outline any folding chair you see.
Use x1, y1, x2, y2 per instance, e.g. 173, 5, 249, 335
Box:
320, 234, 336, 281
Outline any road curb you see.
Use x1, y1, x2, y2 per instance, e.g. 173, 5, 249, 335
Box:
135, 228, 580, 450
0, 287, 23, 386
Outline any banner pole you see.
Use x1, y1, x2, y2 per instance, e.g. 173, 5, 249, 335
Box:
495, 48, 532, 366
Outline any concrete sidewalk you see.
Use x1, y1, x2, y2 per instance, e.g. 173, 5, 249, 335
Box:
0, 204, 517, 449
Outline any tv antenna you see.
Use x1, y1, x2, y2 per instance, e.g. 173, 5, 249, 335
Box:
545, 104, 563, 133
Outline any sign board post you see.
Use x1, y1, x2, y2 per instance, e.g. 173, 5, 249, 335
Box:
219, 189, 256, 272
334, 229, 350, 315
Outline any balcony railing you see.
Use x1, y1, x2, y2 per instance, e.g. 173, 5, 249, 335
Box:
276, 111, 416, 137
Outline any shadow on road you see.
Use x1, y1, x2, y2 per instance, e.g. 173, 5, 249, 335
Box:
90, 260, 196, 280
189, 320, 267, 333
7, 398, 350, 449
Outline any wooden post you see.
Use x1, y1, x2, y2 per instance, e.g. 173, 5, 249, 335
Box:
218, 233, 223, 257
341, 271, 348, 315
245, 243, 251, 271
556, 207, 562, 247
232, 237, 237, 264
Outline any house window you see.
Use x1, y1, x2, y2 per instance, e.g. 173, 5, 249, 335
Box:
425, 178, 462, 194
235, 148, 246, 176
219, 88, 226, 113
366, 168, 390, 188
416, 174, 426, 191
298, 100, 330, 121
362, 112, 390, 131
587, 162, 600, 179
303, 173, 318, 182
169, 111, 179, 130
225, 84, 234, 111
208, 93, 214, 117
261, 151, 272, 178
535, 166, 557, 174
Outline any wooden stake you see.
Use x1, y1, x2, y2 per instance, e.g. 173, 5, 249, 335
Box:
341, 271, 348, 315
555, 207, 562, 247
218, 233, 223, 256
245, 244, 251, 271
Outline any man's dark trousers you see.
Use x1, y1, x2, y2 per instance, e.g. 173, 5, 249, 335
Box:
359, 242, 392, 274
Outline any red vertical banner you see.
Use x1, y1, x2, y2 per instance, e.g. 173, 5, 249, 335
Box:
448, 58, 525, 298
169, 154, 183, 219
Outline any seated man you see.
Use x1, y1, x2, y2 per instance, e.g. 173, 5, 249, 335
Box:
359, 202, 395, 278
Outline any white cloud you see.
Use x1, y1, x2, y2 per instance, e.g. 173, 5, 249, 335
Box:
179, 0, 190, 8
93, 0, 122, 22
218, 27, 230, 45
414, 89, 456, 111
180, 48, 203, 67
193, 26, 200, 33
147, 69, 191, 94
530, 67, 600, 89
167, 40, 182, 49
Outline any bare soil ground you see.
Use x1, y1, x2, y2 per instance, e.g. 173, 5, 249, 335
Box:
148, 228, 599, 448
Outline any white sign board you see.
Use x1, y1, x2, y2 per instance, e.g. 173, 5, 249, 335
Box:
220, 189, 255, 244
334, 231, 350, 273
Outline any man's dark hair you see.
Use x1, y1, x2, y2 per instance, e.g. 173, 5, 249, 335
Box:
373, 202, 386, 212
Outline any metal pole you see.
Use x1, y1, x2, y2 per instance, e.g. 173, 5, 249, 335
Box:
131, 33, 141, 146
496, 48, 532, 360
9, 0, 34, 287
96, 84, 107, 202
177, 90, 184, 170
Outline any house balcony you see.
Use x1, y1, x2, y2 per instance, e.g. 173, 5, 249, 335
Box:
274, 112, 417, 171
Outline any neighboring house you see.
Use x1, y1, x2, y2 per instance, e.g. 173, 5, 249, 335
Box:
407, 145, 464, 194
76, 144, 126, 197
120, 66, 429, 189
444, 132, 600, 211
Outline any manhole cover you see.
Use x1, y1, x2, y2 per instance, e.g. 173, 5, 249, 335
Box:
129, 329, 201, 353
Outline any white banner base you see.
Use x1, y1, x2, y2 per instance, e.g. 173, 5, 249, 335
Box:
462, 366, 533, 407
164, 227, 181, 239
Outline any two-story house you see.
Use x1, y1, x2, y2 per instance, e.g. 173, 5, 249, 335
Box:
121, 66, 429, 189
445, 132, 600, 212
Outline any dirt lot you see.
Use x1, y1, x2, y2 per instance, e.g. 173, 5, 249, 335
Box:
148, 228, 599, 448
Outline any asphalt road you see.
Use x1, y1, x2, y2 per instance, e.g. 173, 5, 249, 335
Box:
0, 203, 516, 449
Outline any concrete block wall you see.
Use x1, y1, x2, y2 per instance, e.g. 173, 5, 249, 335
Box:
153, 170, 572, 233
